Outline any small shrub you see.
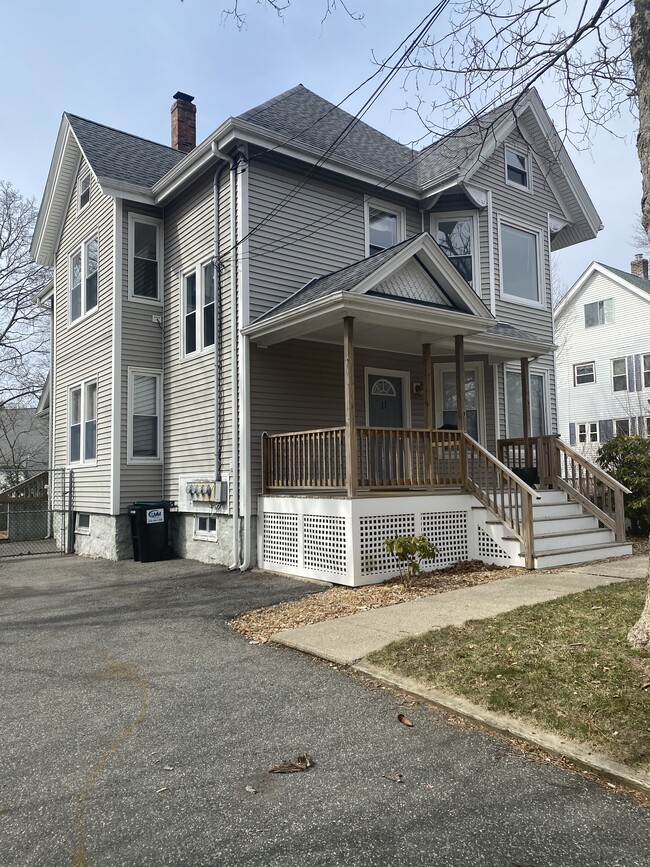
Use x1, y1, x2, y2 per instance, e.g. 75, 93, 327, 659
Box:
384, 535, 438, 588
597, 434, 650, 534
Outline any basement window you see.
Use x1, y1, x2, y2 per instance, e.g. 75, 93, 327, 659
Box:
75, 513, 91, 534
194, 514, 217, 540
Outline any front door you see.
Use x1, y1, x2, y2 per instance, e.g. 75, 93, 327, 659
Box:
365, 372, 407, 485
368, 374, 404, 428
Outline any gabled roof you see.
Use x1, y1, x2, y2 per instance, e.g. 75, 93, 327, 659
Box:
555, 260, 650, 320
66, 114, 185, 189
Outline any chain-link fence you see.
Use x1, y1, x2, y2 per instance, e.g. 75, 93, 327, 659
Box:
0, 468, 72, 557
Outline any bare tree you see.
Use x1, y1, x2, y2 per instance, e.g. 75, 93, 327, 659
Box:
0, 181, 51, 409
0, 406, 48, 488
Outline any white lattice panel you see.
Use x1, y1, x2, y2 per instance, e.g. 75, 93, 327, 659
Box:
421, 511, 469, 568
263, 513, 299, 567
477, 525, 511, 561
304, 515, 347, 575
373, 260, 450, 306
359, 513, 416, 575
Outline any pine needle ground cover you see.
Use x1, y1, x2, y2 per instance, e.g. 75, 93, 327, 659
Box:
369, 578, 650, 768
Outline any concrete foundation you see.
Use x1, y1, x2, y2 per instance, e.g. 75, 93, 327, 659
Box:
74, 514, 133, 560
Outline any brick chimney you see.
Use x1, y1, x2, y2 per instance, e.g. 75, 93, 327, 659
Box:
631, 252, 649, 280
171, 92, 196, 153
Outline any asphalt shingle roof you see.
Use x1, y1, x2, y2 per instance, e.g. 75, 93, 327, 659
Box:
238, 85, 521, 190
66, 114, 186, 189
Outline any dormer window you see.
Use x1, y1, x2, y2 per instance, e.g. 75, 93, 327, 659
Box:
365, 199, 405, 256
505, 147, 530, 189
78, 174, 91, 211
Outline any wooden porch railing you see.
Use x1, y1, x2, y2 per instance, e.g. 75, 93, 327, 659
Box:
0, 471, 49, 503
262, 429, 540, 567
498, 435, 631, 542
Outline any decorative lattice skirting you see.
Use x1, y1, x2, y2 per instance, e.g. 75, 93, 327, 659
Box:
259, 494, 522, 586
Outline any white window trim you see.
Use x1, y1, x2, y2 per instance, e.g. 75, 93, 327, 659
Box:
433, 361, 486, 444
364, 197, 406, 257
615, 418, 631, 436
127, 367, 163, 464
193, 513, 218, 540
68, 233, 99, 327
128, 213, 163, 304
497, 215, 545, 308
573, 361, 596, 386
180, 260, 216, 359
67, 379, 98, 467
432, 211, 479, 289
504, 145, 532, 192
77, 173, 91, 214
75, 513, 92, 535
503, 365, 550, 438
364, 367, 411, 428
611, 357, 628, 393
584, 297, 614, 328
577, 422, 599, 445
643, 354, 650, 389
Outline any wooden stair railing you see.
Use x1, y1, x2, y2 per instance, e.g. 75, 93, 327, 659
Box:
461, 433, 540, 569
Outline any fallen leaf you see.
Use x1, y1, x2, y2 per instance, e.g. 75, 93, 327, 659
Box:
245, 785, 257, 794
397, 713, 414, 727
268, 753, 313, 774
383, 771, 404, 783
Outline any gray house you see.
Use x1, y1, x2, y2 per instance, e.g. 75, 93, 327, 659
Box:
31, 86, 632, 582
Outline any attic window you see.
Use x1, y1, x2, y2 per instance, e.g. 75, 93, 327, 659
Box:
78, 174, 90, 211
505, 148, 529, 189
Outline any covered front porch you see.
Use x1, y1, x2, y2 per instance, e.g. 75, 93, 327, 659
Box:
246, 234, 630, 584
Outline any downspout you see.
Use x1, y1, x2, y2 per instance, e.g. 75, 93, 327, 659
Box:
211, 155, 231, 484
211, 141, 239, 569
237, 146, 251, 571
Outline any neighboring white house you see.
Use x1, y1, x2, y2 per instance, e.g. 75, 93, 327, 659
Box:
555, 255, 650, 461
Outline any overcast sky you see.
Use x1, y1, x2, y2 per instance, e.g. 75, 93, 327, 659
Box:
1, 0, 642, 288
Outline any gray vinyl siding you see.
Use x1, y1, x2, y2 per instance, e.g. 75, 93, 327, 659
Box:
473, 132, 556, 343
249, 341, 496, 506
119, 201, 165, 509
52, 161, 114, 513
247, 159, 422, 320
162, 169, 233, 508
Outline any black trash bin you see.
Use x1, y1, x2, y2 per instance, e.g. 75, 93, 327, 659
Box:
129, 501, 175, 562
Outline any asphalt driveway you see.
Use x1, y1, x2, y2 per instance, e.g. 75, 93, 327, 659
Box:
1, 554, 649, 866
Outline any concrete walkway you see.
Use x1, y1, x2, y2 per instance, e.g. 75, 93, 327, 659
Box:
272, 556, 647, 666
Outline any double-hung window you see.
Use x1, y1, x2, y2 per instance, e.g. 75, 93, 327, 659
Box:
499, 220, 542, 305
78, 174, 91, 211
129, 369, 162, 461
578, 423, 598, 444
129, 215, 162, 301
505, 147, 530, 189
366, 199, 405, 256
69, 381, 97, 464
435, 215, 474, 285
183, 264, 216, 356
643, 354, 650, 388
584, 298, 614, 327
70, 237, 98, 322
612, 358, 628, 392
615, 418, 630, 436
574, 362, 595, 385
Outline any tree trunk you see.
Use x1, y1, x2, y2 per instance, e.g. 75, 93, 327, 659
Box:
628, 553, 650, 649
630, 4, 650, 648
633, 0, 650, 237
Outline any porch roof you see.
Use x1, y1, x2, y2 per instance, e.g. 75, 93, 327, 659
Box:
244, 234, 554, 359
